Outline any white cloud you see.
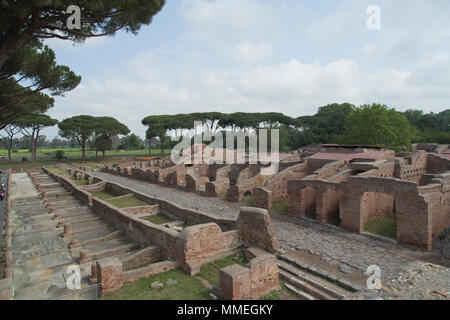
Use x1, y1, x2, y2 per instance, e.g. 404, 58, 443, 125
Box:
42, 0, 450, 138
232, 42, 274, 63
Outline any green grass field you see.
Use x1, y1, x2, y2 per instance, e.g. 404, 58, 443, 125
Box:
364, 214, 397, 239
102, 268, 211, 300
92, 191, 117, 200
0, 147, 170, 173
0, 147, 165, 160
106, 194, 148, 208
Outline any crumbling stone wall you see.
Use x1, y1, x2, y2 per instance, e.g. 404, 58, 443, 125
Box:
177, 223, 225, 275
185, 174, 209, 192
205, 178, 230, 197
394, 151, 427, 183
426, 153, 450, 174
253, 162, 309, 209
237, 207, 279, 253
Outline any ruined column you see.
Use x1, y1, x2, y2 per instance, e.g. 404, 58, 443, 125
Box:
62, 223, 72, 237
80, 249, 92, 264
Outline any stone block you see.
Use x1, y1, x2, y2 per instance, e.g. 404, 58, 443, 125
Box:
220, 264, 251, 300
96, 257, 123, 296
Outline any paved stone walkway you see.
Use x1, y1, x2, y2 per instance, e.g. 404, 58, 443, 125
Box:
10, 173, 78, 299
273, 214, 432, 281
92, 171, 448, 285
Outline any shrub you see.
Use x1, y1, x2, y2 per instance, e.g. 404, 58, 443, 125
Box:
55, 150, 64, 160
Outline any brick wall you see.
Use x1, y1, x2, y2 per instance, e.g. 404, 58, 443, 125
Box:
237, 207, 279, 253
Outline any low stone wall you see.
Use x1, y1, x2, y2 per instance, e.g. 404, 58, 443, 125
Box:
81, 181, 105, 194
122, 260, 179, 284
123, 205, 159, 215
121, 246, 162, 271
92, 197, 180, 260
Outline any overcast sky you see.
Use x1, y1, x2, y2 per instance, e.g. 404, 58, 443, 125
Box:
42, 0, 450, 139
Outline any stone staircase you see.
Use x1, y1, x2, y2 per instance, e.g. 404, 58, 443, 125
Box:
9, 170, 166, 299
277, 255, 355, 300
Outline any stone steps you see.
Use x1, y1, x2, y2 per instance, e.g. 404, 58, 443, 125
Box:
279, 268, 336, 300
278, 254, 362, 292
79, 230, 125, 247
90, 242, 140, 260
278, 256, 352, 300
284, 283, 316, 300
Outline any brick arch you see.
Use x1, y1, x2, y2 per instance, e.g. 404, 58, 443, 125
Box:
340, 177, 432, 249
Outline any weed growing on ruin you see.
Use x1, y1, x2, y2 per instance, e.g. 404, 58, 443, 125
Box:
197, 251, 247, 286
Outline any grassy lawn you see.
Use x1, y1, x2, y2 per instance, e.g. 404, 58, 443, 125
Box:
102, 267, 211, 300
364, 214, 397, 239
271, 200, 289, 214
0, 148, 167, 160
0, 148, 170, 173
74, 179, 88, 186
197, 251, 247, 287
92, 191, 117, 200
106, 194, 148, 208
142, 214, 174, 225
48, 167, 68, 175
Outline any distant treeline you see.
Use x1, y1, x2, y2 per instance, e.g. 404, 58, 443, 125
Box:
142, 104, 450, 153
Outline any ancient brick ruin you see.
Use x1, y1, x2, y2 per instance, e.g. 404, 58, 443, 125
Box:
19, 167, 280, 298
97, 144, 449, 251
286, 145, 450, 249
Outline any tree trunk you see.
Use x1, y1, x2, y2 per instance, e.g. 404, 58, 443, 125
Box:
160, 136, 164, 155
31, 136, 36, 163
82, 139, 86, 158
148, 143, 151, 156
8, 135, 12, 161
